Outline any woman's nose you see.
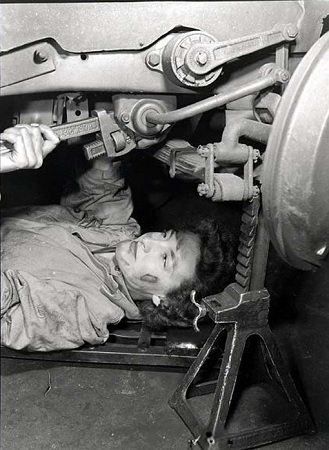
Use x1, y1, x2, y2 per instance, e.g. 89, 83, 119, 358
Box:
139, 237, 150, 253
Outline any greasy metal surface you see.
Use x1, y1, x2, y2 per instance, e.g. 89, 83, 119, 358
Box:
0, 2, 307, 53
262, 31, 329, 270
169, 284, 314, 449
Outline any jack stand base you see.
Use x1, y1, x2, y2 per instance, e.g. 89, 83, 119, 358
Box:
169, 283, 315, 449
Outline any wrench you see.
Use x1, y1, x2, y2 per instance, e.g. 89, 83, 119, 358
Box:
0, 111, 134, 159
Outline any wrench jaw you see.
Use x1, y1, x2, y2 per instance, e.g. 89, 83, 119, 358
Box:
90, 110, 136, 159
83, 134, 136, 160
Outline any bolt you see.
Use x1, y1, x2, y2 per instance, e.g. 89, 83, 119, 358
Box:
147, 52, 160, 68
126, 136, 131, 143
120, 112, 130, 123
280, 71, 290, 82
253, 149, 260, 162
276, 68, 290, 83
286, 24, 299, 39
197, 145, 210, 158
195, 51, 208, 66
197, 183, 210, 196
34, 49, 49, 64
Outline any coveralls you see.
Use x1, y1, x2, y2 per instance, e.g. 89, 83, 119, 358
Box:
1, 161, 141, 351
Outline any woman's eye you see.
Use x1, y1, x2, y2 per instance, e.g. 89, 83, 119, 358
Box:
163, 254, 167, 267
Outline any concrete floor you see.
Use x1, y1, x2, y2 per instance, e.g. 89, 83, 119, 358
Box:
1, 257, 329, 449
0, 359, 328, 450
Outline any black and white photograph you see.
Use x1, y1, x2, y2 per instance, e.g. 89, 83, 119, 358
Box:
1, 1, 329, 449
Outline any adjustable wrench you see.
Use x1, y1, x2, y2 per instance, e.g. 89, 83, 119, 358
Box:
0, 110, 135, 159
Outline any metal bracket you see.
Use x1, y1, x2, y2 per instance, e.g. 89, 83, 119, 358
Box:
0, 43, 56, 88
196, 143, 258, 202
169, 147, 200, 178
196, 144, 215, 198
155, 25, 297, 88
185, 23, 298, 77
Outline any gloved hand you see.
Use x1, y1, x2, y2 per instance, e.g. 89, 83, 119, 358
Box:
0, 124, 60, 173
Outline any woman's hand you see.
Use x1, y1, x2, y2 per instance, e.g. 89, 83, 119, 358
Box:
0, 124, 60, 173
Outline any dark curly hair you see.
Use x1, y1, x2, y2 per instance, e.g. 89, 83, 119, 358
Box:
139, 218, 236, 329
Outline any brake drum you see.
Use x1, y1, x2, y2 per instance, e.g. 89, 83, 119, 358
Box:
262, 31, 329, 270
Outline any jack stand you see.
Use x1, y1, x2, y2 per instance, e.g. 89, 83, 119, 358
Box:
169, 283, 315, 449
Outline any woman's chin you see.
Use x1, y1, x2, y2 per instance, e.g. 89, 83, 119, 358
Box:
115, 240, 132, 269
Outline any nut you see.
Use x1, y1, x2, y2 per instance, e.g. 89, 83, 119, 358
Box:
285, 24, 299, 39
195, 51, 208, 66
277, 69, 290, 83
147, 52, 160, 68
197, 145, 210, 158
253, 149, 260, 162
120, 112, 130, 123
197, 183, 210, 196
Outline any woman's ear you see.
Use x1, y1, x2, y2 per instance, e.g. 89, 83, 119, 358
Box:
152, 294, 165, 306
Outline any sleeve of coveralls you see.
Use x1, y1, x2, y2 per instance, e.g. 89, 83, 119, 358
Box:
60, 159, 135, 226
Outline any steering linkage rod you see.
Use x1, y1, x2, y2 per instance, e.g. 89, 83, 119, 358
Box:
146, 64, 289, 125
